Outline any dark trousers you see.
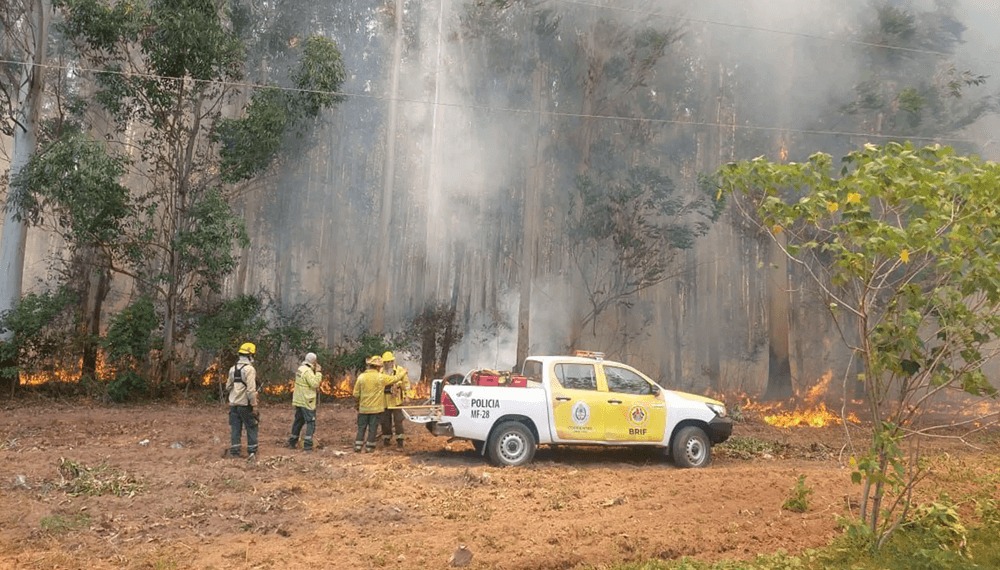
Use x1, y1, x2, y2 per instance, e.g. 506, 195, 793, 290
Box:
355, 413, 380, 451
380, 408, 405, 442
229, 405, 258, 456
289, 406, 316, 449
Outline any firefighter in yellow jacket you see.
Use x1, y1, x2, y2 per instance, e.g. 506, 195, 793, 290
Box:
380, 351, 410, 448
287, 352, 322, 451
352, 356, 404, 453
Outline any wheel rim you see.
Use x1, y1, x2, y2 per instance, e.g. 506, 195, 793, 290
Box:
684, 437, 706, 465
498, 432, 526, 462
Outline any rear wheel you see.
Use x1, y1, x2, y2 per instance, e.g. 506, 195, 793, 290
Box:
672, 426, 712, 468
487, 421, 536, 467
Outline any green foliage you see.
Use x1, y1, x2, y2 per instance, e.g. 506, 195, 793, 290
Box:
330, 332, 398, 375
102, 297, 158, 365
717, 142, 1000, 540
903, 498, 967, 554
781, 475, 813, 513
54, 0, 344, 387
101, 297, 158, 401
291, 36, 347, 116
217, 35, 346, 182
194, 295, 267, 358
106, 370, 147, 403
175, 188, 249, 295
570, 165, 720, 332
0, 289, 79, 383
11, 130, 133, 251
194, 294, 322, 386
837, 2, 994, 140
216, 88, 290, 182
58, 457, 143, 497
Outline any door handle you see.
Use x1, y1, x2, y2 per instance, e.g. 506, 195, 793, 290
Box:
554, 396, 571, 402
607, 399, 622, 404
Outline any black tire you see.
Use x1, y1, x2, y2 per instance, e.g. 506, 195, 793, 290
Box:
672, 426, 712, 468
487, 421, 536, 467
471, 440, 485, 455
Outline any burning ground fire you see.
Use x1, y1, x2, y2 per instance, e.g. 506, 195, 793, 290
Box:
733, 372, 862, 428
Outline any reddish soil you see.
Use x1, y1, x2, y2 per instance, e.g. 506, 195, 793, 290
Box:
1, 398, 996, 570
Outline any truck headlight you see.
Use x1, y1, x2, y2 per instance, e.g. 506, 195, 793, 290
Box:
706, 403, 727, 418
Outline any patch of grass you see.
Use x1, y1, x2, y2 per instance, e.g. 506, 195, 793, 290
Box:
58, 458, 143, 497
716, 436, 788, 460
40, 512, 91, 534
781, 474, 812, 513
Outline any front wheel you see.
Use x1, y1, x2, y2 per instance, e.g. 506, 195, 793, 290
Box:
672, 426, 712, 468
487, 421, 536, 467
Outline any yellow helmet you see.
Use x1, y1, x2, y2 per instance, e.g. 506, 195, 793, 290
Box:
366, 355, 383, 367
382, 351, 395, 362
238, 342, 256, 356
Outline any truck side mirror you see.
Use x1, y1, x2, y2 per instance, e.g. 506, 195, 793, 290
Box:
650, 384, 660, 396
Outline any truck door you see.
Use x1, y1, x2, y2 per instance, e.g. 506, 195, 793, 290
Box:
599, 364, 666, 443
549, 362, 606, 441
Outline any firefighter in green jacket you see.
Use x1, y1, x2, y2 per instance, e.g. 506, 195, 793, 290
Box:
353, 355, 403, 453
287, 352, 322, 451
380, 351, 410, 448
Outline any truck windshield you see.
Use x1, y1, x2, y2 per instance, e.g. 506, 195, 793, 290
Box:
604, 365, 656, 395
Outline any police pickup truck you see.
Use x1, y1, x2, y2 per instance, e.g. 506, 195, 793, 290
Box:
401, 351, 732, 468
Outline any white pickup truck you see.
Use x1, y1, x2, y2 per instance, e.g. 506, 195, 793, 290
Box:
402, 352, 732, 468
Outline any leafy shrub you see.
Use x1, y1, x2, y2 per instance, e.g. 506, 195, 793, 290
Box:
194, 293, 322, 389
329, 332, 398, 375
106, 370, 147, 403
782, 475, 812, 513
0, 288, 79, 387
101, 297, 158, 401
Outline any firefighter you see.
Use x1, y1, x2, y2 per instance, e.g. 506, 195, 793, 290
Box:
353, 355, 403, 452
225, 342, 258, 459
287, 352, 322, 451
380, 351, 410, 448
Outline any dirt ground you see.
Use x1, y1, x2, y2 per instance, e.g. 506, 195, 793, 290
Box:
1, 397, 997, 570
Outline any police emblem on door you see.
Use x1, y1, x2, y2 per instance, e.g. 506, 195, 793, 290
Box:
572, 401, 591, 426
628, 405, 648, 426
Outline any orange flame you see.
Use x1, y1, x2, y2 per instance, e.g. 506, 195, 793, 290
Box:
740, 371, 862, 428
20, 353, 115, 386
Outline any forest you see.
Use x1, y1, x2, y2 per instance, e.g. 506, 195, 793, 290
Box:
3, 1, 1000, 569
3, 0, 995, 403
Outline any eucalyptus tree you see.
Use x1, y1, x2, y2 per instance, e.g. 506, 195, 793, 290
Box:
456, 1, 719, 356
0, 0, 51, 394
837, 1, 993, 143
718, 142, 1000, 545
53, 0, 346, 386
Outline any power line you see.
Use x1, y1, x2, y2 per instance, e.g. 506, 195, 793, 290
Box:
0, 53, 990, 147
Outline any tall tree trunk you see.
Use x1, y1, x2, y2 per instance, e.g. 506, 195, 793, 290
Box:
372, 0, 405, 332
78, 247, 111, 381
516, 63, 548, 369
764, 231, 793, 400
0, 0, 50, 397
436, 243, 464, 378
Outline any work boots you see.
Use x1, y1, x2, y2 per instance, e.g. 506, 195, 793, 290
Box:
383, 437, 391, 447
397, 439, 404, 449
